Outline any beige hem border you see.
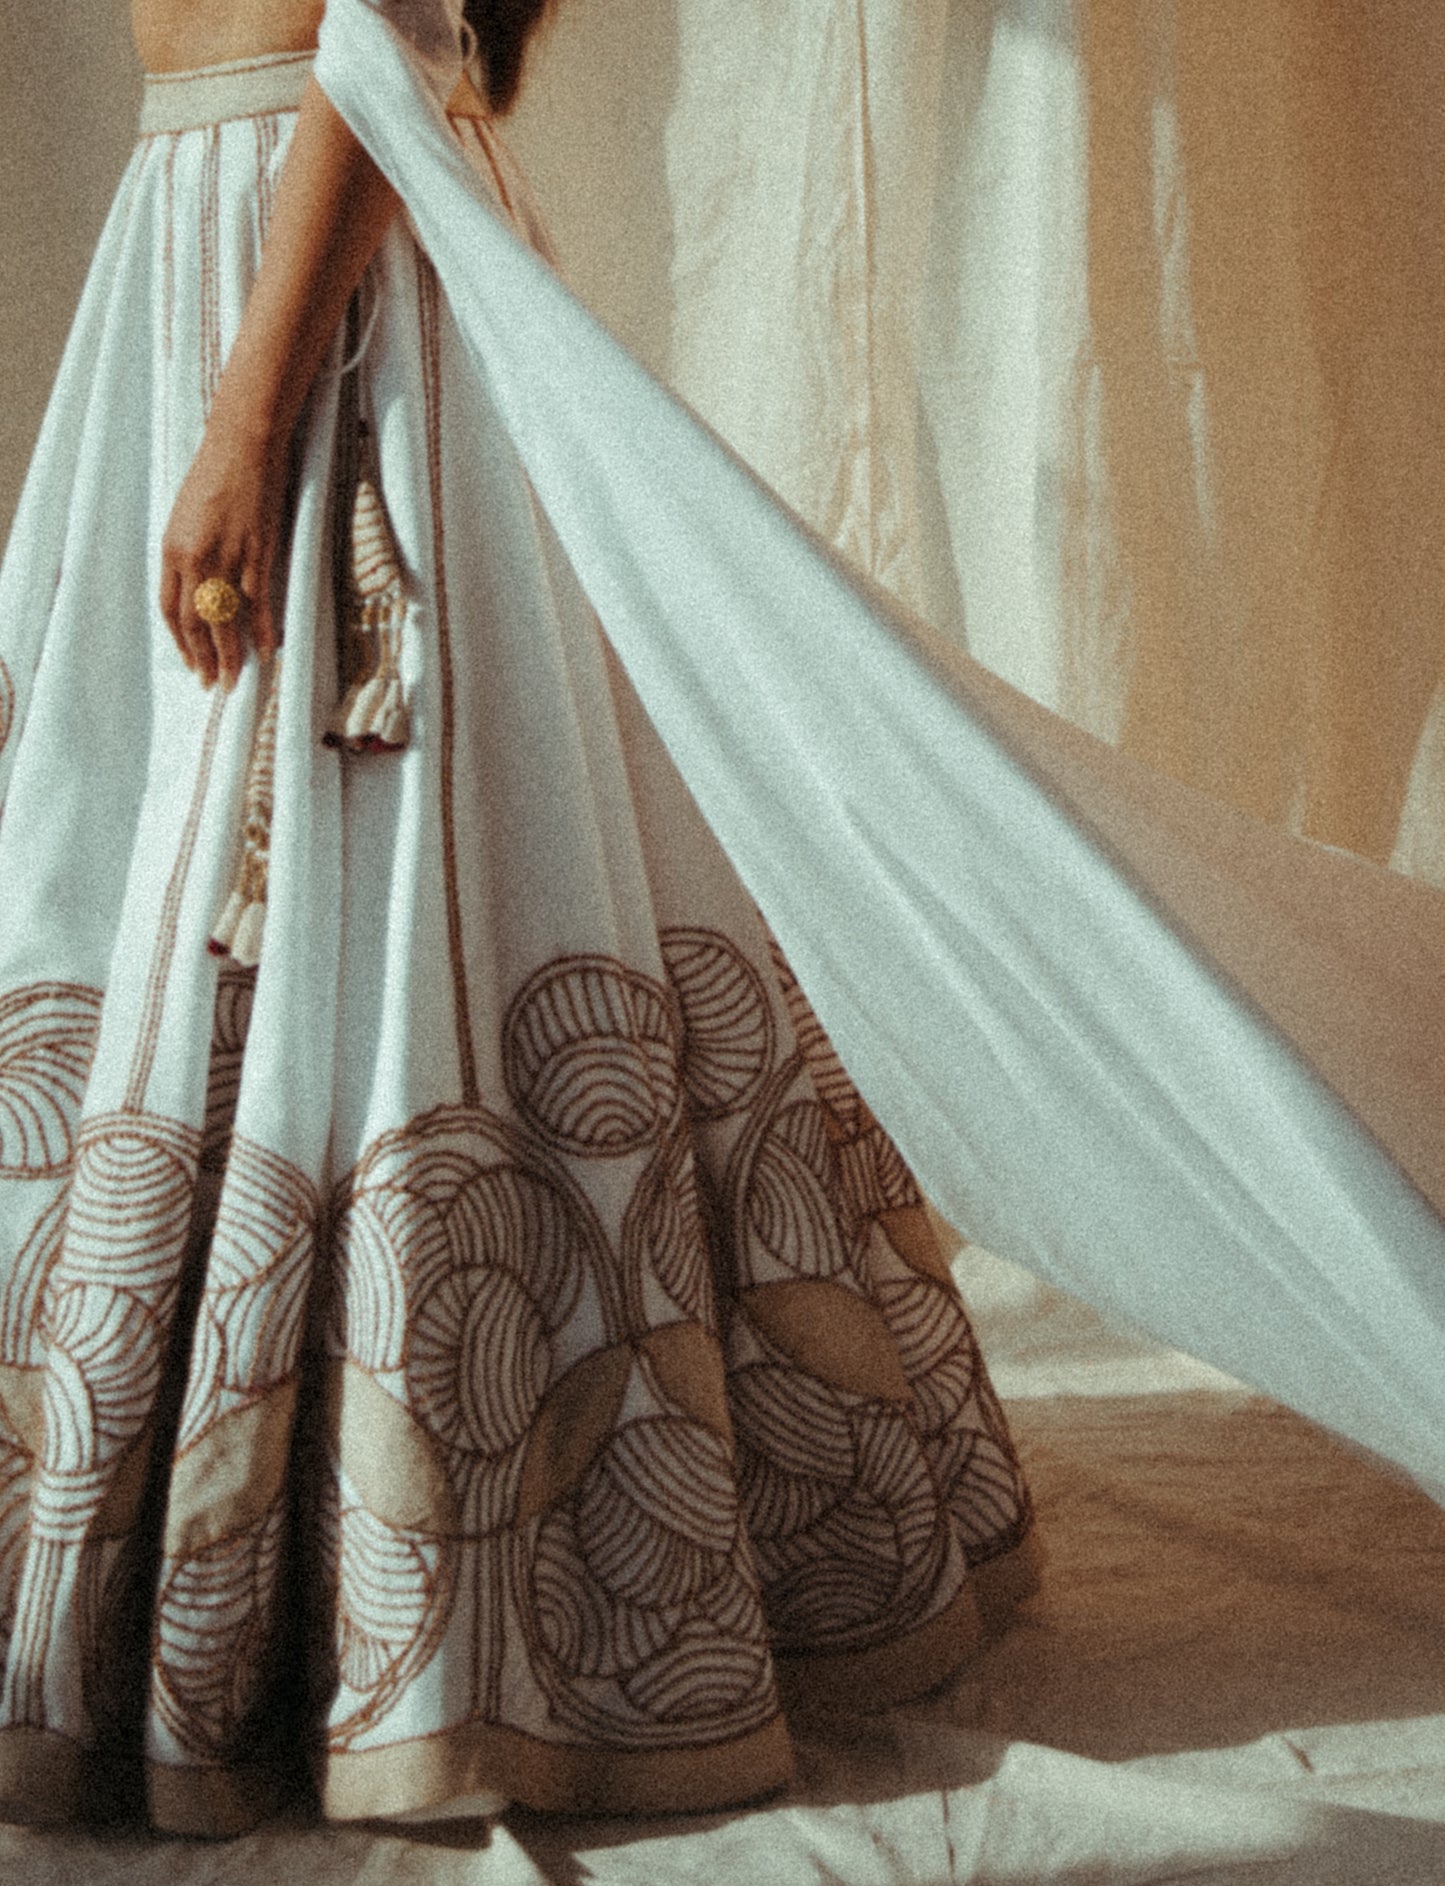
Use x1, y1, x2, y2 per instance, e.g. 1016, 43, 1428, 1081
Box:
322, 1711, 796, 1822
11, 1536, 1040, 1834
973, 1530, 1045, 1633
148, 1754, 289, 1839
0, 1727, 85, 1826
0, 1730, 289, 1839
321, 1536, 1038, 1825
775, 1533, 1040, 1716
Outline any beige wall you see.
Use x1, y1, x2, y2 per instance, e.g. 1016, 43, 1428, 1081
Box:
0, 5, 140, 532
506, 0, 681, 380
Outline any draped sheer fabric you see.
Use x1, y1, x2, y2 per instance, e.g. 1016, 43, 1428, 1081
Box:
315, 0, 1445, 1491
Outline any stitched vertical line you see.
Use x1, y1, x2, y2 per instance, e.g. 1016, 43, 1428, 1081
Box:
124, 690, 229, 1113
417, 256, 480, 1109
162, 137, 177, 369
199, 124, 223, 413
127, 126, 230, 1116
254, 111, 280, 247
131, 120, 233, 1107
161, 135, 179, 486
252, 114, 267, 256
329, 294, 363, 708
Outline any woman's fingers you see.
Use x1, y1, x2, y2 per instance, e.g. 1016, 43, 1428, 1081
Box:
158, 562, 194, 673
242, 544, 278, 666
161, 550, 222, 685
161, 545, 268, 691
185, 559, 224, 688
161, 436, 287, 689
184, 588, 221, 690
209, 611, 245, 691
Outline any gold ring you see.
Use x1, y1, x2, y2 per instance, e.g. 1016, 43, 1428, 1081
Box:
193, 577, 242, 627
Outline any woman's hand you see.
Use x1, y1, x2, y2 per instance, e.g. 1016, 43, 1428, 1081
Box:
159, 406, 288, 691
157, 78, 400, 691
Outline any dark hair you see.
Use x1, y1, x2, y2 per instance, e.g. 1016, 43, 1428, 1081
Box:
463, 0, 556, 114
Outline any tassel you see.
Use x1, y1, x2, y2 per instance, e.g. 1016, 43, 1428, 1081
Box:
209, 657, 281, 966
370, 673, 409, 750
209, 889, 246, 956
327, 440, 413, 755
230, 901, 267, 968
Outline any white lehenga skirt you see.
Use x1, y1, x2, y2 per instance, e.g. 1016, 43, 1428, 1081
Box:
0, 55, 1033, 1835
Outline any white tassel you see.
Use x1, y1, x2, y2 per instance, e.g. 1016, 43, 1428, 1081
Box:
230, 901, 267, 968
350, 475, 401, 603
350, 671, 390, 733
209, 657, 281, 966
328, 454, 413, 756
325, 665, 411, 752
209, 888, 246, 958
371, 675, 409, 751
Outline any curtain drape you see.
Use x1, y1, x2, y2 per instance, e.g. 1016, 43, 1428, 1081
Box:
509, 0, 1445, 879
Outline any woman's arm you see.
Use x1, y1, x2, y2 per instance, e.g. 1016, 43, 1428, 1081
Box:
160, 77, 400, 689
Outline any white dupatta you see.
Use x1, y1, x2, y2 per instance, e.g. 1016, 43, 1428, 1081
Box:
315, 0, 1445, 1494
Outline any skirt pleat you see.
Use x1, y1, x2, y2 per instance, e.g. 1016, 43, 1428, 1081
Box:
0, 101, 1033, 1835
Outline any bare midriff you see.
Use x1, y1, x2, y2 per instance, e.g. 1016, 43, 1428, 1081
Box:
131, 0, 326, 73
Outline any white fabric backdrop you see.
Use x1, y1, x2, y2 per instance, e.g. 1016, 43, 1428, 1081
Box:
507, 0, 1445, 878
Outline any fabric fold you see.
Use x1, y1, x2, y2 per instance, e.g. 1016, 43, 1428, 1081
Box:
318, 0, 1445, 1494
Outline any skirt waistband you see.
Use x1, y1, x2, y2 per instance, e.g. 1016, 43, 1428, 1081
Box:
139, 51, 316, 132
139, 50, 490, 134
